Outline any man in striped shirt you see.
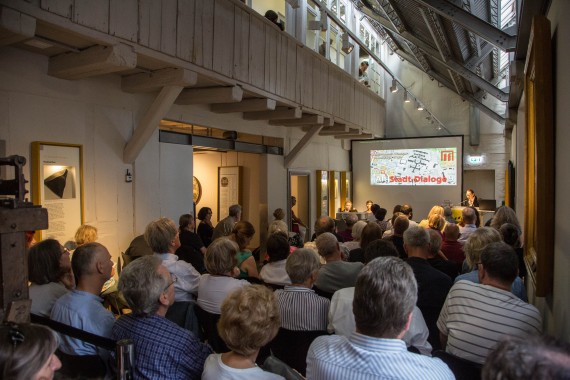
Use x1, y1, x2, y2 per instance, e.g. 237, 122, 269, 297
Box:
307, 257, 454, 380
437, 242, 542, 365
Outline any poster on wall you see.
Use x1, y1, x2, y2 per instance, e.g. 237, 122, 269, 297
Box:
218, 166, 241, 220
31, 142, 83, 242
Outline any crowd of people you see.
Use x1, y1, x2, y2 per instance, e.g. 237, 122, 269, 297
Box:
3, 200, 569, 380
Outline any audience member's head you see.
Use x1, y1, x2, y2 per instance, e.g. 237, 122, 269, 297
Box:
392, 205, 402, 214
469, 206, 482, 227
403, 226, 430, 249
267, 220, 288, 239
218, 285, 280, 356
286, 248, 320, 284
229, 204, 242, 220
315, 232, 340, 259
443, 206, 453, 218
490, 206, 521, 232
393, 215, 410, 236
370, 204, 381, 215
178, 213, 194, 231
461, 207, 476, 225
351, 221, 368, 241
353, 257, 417, 338
74, 224, 98, 246
443, 223, 460, 241
231, 221, 255, 250
272, 208, 285, 220
198, 207, 212, 221
401, 204, 413, 220
118, 255, 171, 316
499, 223, 521, 248
428, 214, 445, 231
482, 335, 570, 380
266, 233, 289, 263
479, 242, 518, 286
205, 238, 239, 275
373, 207, 388, 222
360, 222, 384, 251
264, 10, 284, 31
463, 227, 502, 270
72, 242, 113, 284
364, 240, 398, 264
0, 323, 61, 379
345, 213, 358, 228
427, 205, 445, 220
144, 217, 179, 253
28, 239, 70, 285
315, 216, 335, 236
427, 229, 443, 258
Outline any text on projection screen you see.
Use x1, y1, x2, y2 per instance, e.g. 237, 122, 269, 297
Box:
370, 148, 457, 186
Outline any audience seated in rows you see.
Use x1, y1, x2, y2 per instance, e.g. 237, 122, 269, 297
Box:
337, 213, 358, 242
342, 220, 367, 252
113, 255, 211, 379
145, 218, 201, 302
202, 285, 284, 379
383, 204, 403, 236
438, 242, 542, 365
50, 242, 115, 372
373, 207, 389, 235
419, 205, 445, 229
349, 222, 384, 263
275, 248, 330, 331
440, 224, 464, 273
404, 226, 452, 351
458, 207, 478, 244
314, 232, 363, 294
307, 256, 454, 379
176, 213, 207, 274
383, 214, 409, 258
260, 233, 292, 286
229, 221, 259, 279
304, 216, 349, 262
197, 238, 248, 314
482, 334, 570, 380
328, 240, 432, 356
212, 204, 241, 241
28, 239, 73, 317
427, 229, 458, 281
455, 227, 527, 301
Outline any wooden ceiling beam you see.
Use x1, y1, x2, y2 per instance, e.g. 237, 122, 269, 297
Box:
0, 7, 36, 46
320, 127, 360, 136
269, 114, 324, 126
334, 133, 373, 139
122, 68, 197, 93
242, 107, 302, 120
211, 98, 276, 113
48, 44, 136, 80
175, 86, 243, 105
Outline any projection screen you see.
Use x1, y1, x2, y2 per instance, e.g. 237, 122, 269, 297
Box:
351, 136, 464, 222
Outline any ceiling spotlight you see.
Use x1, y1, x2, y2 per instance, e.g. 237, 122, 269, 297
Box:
404, 91, 411, 103
390, 78, 398, 93
416, 102, 424, 111
286, 0, 301, 8
341, 33, 354, 54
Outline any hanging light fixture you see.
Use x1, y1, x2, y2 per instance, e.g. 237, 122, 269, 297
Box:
404, 91, 411, 103
390, 78, 398, 93
416, 102, 424, 111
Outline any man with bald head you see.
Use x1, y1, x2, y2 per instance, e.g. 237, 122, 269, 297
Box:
51, 242, 116, 371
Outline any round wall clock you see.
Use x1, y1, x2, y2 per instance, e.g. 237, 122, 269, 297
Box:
193, 176, 202, 204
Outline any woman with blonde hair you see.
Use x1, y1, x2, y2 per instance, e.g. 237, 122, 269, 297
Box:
202, 285, 282, 379
74, 225, 98, 246
229, 221, 259, 279
428, 214, 446, 233
455, 227, 527, 301
419, 205, 445, 228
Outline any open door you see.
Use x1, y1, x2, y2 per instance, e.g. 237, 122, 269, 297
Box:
289, 170, 311, 243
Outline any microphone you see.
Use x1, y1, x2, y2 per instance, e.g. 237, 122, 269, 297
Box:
458, 199, 468, 206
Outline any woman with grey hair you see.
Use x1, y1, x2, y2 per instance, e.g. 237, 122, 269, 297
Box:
343, 220, 367, 251
455, 227, 527, 301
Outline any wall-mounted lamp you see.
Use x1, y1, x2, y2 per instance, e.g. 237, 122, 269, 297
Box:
286, 0, 301, 9
390, 78, 398, 93
341, 33, 354, 54
404, 91, 411, 103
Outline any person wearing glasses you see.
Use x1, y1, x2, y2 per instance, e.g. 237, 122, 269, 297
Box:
113, 255, 212, 379
0, 323, 62, 379
28, 239, 75, 317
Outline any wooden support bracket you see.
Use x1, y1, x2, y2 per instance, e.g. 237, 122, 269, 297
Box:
284, 125, 323, 168
121, 68, 198, 93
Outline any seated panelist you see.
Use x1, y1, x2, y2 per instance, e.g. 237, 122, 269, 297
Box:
339, 200, 357, 212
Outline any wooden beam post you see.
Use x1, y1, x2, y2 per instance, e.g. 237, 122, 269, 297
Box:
284, 125, 323, 168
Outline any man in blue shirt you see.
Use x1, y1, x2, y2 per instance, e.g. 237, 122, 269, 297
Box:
307, 256, 454, 380
51, 243, 116, 364
112, 255, 211, 379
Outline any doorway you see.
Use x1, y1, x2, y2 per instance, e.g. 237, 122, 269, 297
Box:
289, 170, 311, 243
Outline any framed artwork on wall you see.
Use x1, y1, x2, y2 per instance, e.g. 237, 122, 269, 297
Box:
31, 142, 84, 242
193, 176, 202, 204
218, 166, 241, 220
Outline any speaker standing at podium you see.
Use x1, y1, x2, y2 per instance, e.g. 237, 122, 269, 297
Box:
464, 189, 479, 207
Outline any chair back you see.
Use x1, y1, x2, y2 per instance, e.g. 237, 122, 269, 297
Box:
194, 304, 229, 353
312, 285, 334, 300
270, 328, 328, 376
165, 301, 202, 339
432, 350, 482, 380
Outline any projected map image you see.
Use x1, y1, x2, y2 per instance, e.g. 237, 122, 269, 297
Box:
371, 148, 457, 186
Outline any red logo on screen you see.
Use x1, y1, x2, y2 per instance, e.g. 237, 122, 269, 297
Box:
441, 150, 454, 161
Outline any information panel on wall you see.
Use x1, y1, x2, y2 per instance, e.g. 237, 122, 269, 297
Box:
352, 136, 464, 220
